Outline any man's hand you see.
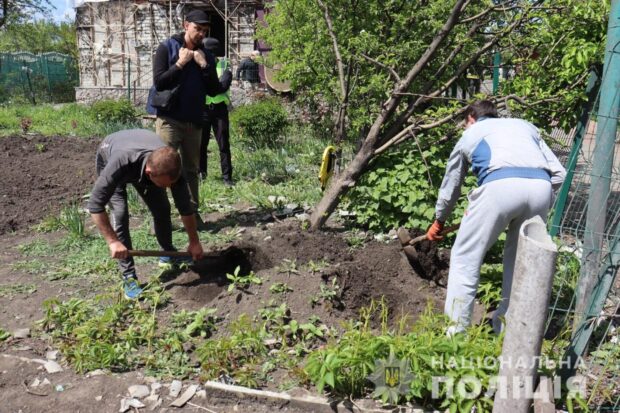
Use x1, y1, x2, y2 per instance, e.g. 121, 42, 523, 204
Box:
187, 240, 204, 261
193, 49, 208, 69
177, 47, 194, 68
426, 220, 445, 241
109, 240, 129, 259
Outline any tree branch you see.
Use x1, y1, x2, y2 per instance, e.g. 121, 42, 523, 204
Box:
361, 53, 401, 82
374, 106, 468, 155
316, 0, 347, 99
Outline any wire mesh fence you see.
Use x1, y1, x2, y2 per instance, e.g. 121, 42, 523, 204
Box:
545, 72, 620, 411
0, 51, 78, 104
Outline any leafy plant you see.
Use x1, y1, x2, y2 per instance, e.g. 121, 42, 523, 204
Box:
90, 99, 137, 124
306, 259, 329, 274
276, 258, 299, 277
305, 300, 501, 412
269, 282, 293, 294
0, 328, 11, 341
230, 98, 289, 149
226, 266, 263, 292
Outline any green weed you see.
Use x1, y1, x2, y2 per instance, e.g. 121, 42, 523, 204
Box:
226, 266, 263, 292
0, 283, 37, 298
269, 282, 293, 294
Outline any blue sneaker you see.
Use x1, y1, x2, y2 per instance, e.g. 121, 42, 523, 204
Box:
158, 255, 193, 269
122, 274, 143, 300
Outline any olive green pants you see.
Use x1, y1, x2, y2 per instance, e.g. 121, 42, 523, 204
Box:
156, 116, 202, 211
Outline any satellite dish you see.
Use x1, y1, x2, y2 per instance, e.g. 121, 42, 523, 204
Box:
264, 64, 291, 93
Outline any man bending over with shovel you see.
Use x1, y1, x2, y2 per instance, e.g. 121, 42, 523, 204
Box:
427, 100, 566, 336
87, 129, 204, 299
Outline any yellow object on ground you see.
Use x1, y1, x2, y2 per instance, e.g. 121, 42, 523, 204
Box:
319, 145, 336, 191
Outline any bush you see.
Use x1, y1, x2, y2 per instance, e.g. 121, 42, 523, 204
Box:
90, 99, 137, 124
231, 98, 289, 149
346, 139, 476, 231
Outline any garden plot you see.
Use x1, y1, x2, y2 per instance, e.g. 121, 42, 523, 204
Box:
0, 134, 455, 412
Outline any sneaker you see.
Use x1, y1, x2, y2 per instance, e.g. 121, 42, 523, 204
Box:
200, 171, 207, 180
223, 178, 234, 187
122, 274, 143, 299
158, 255, 193, 268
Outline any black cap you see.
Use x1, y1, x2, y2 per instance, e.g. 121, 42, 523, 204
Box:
202, 37, 220, 53
185, 10, 210, 25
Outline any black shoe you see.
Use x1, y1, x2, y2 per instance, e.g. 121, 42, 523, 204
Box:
200, 171, 207, 180
223, 178, 234, 187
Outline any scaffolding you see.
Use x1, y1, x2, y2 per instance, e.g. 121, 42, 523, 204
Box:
74, 0, 263, 105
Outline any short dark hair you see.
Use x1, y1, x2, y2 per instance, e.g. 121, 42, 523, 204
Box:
464, 100, 498, 120
146, 147, 182, 181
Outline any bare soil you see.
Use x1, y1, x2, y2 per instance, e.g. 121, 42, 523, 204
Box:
0, 134, 99, 235
0, 134, 450, 412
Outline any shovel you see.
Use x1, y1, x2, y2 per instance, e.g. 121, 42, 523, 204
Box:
397, 224, 460, 262
128, 250, 192, 257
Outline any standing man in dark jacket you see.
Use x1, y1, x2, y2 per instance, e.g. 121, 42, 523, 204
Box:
236, 51, 260, 90
87, 129, 204, 299
200, 37, 234, 186
151, 9, 224, 230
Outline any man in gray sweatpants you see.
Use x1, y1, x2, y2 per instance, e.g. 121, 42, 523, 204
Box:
427, 100, 566, 335
87, 129, 204, 299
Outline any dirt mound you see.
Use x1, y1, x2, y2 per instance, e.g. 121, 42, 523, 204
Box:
0, 134, 99, 234
165, 222, 447, 329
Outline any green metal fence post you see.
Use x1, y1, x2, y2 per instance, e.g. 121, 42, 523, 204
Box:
127, 58, 131, 101
549, 68, 600, 237
574, 0, 620, 332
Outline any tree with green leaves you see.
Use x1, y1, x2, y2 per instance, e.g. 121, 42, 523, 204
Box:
0, 0, 52, 29
259, 0, 608, 230
0, 20, 76, 58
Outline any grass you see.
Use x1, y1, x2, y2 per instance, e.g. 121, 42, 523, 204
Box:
0, 283, 37, 298
0, 103, 143, 137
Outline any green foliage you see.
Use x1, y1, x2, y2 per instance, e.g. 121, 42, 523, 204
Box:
502, 0, 609, 131
0, 103, 143, 137
230, 98, 289, 149
0, 20, 77, 58
0, 1, 53, 28
305, 301, 501, 411
347, 138, 475, 231
0, 283, 37, 298
0, 328, 10, 341
226, 266, 263, 292
91, 99, 138, 125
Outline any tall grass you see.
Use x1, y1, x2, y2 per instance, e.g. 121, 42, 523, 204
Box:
0, 103, 143, 137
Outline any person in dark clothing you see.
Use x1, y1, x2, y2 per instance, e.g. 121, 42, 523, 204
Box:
236, 51, 260, 89
150, 9, 225, 230
199, 37, 234, 186
87, 129, 204, 299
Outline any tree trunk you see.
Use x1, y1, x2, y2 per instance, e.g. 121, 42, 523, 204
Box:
309, 137, 376, 229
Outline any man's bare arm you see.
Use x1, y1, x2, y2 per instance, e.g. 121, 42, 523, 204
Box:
91, 212, 129, 259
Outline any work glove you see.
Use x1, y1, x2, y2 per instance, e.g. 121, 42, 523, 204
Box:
426, 220, 445, 241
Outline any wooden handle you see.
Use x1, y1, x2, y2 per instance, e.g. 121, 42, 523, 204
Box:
408, 223, 461, 246
128, 250, 192, 257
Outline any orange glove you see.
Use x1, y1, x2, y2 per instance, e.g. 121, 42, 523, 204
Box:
426, 220, 445, 241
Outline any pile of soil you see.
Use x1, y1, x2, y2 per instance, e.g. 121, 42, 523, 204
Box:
163, 222, 448, 331
0, 134, 99, 235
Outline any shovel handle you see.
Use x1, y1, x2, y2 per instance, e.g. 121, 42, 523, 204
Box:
128, 250, 192, 257
408, 223, 461, 245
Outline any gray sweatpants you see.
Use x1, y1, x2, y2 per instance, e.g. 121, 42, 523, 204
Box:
96, 151, 175, 277
445, 177, 553, 334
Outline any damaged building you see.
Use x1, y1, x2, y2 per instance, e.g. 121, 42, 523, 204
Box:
74, 0, 270, 105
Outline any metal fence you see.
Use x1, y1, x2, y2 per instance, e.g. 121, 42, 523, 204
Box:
0, 51, 78, 104
545, 65, 620, 411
